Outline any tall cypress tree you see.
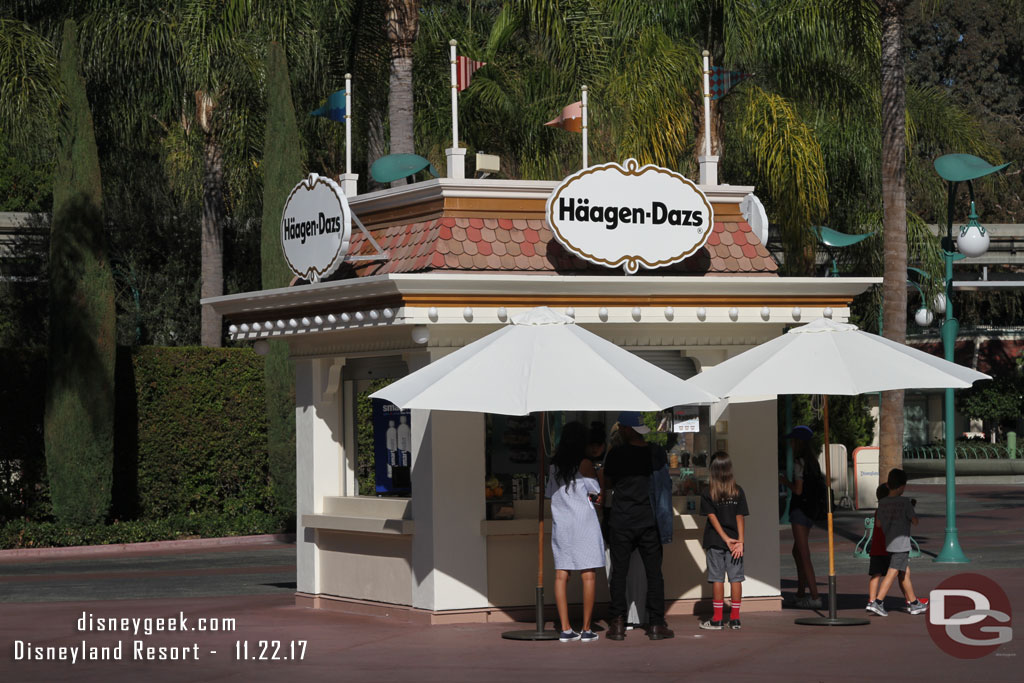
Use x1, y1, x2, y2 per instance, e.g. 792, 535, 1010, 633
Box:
262, 42, 303, 521
45, 20, 116, 525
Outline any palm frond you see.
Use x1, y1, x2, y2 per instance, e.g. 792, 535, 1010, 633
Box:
735, 85, 829, 261
0, 18, 60, 146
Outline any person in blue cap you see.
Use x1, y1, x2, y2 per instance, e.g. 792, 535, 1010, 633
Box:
779, 425, 824, 609
602, 411, 674, 641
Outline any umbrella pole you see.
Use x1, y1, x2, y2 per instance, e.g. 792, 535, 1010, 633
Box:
795, 395, 869, 627
824, 395, 837, 619
536, 412, 546, 631
502, 412, 559, 640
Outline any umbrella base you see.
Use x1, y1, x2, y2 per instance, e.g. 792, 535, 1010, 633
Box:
794, 577, 870, 626
501, 629, 561, 641
794, 616, 871, 626
502, 587, 560, 640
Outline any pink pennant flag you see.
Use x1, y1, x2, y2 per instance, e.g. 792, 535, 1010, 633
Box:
456, 56, 486, 92
544, 101, 583, 133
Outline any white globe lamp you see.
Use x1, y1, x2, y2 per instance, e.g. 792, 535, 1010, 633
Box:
956, 202, 990, 258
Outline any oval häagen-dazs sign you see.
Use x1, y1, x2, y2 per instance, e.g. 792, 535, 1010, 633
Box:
546, 159, 714, 274
280, 173, 352, 281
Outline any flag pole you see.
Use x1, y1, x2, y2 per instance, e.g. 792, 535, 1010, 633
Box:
699, 50, 718, 186
345, 73, 353, 175
581, 85, 588, 169
450, 39, 458, 150
446, 39, 466, 179
341, 73, 358, 196
702, 51, 712, 157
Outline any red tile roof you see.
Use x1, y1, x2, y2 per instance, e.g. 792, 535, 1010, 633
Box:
338, 217, 778, 278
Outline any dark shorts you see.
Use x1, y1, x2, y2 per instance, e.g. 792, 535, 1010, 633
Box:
888, 551, 910, 572
868, 555, 890, 576
790, 507, 815, 528
706, 547, 745, 583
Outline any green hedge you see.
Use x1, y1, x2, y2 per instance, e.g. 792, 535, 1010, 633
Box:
2, 345, 284, 548
1, 511, 281, 549
130, 346, 275, 519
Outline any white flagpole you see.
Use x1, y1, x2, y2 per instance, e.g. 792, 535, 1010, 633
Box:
341, 73, 359, 196
450, 39, 458, 150
702, 51, 711, 157
345, 73, 352, 175
445, 39, 466, 179
699, 50, 718, 186
581, 85, 588, 169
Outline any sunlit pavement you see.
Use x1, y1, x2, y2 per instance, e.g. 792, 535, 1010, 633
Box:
2, 484, 1021, 682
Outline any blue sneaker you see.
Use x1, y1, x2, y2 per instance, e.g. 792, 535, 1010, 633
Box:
559, 629, 581, 642
579, 630, 599, 643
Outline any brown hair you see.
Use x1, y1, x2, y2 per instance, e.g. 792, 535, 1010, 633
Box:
709, 451, 739, 502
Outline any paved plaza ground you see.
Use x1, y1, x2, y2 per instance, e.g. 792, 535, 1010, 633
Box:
1, 484, 1021, 682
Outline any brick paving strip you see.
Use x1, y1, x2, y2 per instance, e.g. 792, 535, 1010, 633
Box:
0, 533, 294, 561
1, 486, 1021, 682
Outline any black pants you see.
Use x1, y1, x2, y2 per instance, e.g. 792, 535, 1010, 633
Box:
608, 525, 665, 626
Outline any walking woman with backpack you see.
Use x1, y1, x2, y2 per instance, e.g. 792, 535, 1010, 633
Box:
779, 426, 824, 609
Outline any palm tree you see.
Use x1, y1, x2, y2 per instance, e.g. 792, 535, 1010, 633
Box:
386, 0, 420, 184
77, 0, 335, 346
876, 0, 911, 476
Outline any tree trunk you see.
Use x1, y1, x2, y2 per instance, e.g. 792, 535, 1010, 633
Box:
878, 0, 909, 480
200, 130, 226, 347
386, 0, 419, 187
367, 108, 387, 191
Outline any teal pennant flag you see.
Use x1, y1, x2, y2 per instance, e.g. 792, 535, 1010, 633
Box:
310, 90, 346, 122
709, 67, 752, 101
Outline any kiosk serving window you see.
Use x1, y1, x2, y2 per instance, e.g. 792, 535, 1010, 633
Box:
483, 407, 719, 520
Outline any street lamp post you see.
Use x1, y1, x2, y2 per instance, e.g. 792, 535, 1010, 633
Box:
932, 154, 1010, 564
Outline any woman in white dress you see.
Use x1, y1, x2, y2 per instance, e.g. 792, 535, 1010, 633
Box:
546, 421, 605, 642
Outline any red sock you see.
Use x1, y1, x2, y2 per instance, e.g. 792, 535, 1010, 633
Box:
713, 600, 723, 621
730, 600, 741, 620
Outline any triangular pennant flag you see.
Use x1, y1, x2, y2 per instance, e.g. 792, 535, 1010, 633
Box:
709, 67, 752, 101
456, 56, 486, 92
544, 101, 583, 133
310, 89, 346, 122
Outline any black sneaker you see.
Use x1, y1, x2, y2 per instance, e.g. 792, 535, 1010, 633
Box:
728, 619, 741, 630
559, 629, 580, 642
698, 619, 724, 630
579, 630, 599, 643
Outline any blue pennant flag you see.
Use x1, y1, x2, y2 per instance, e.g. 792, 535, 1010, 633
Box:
310, 90, 346, 122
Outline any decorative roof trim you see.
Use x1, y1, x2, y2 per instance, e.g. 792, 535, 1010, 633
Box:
203, 272, 878, 319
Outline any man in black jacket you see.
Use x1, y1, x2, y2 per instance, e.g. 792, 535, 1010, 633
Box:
602, 412, 674, 641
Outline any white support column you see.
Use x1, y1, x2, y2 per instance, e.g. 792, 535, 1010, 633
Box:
446, 40, 466, 179
295, 357, 344, 596
699, 49, 719, 186
340, 73, 358, 196
407, 350, 488, 611
295, 358, 318, 595
719, 399, 781, 599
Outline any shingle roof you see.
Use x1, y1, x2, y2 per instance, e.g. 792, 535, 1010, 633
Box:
339, 216, 777, 278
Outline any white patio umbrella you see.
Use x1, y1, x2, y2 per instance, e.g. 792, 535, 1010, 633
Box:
688, 317, 990, 626
373, 306, 717, 414
372, 306, 717, 640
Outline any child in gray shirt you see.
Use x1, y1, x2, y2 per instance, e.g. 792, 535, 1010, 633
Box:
870, 469, 927, 616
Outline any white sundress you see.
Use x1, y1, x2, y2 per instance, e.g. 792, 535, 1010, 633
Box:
545, 464, 605, 570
